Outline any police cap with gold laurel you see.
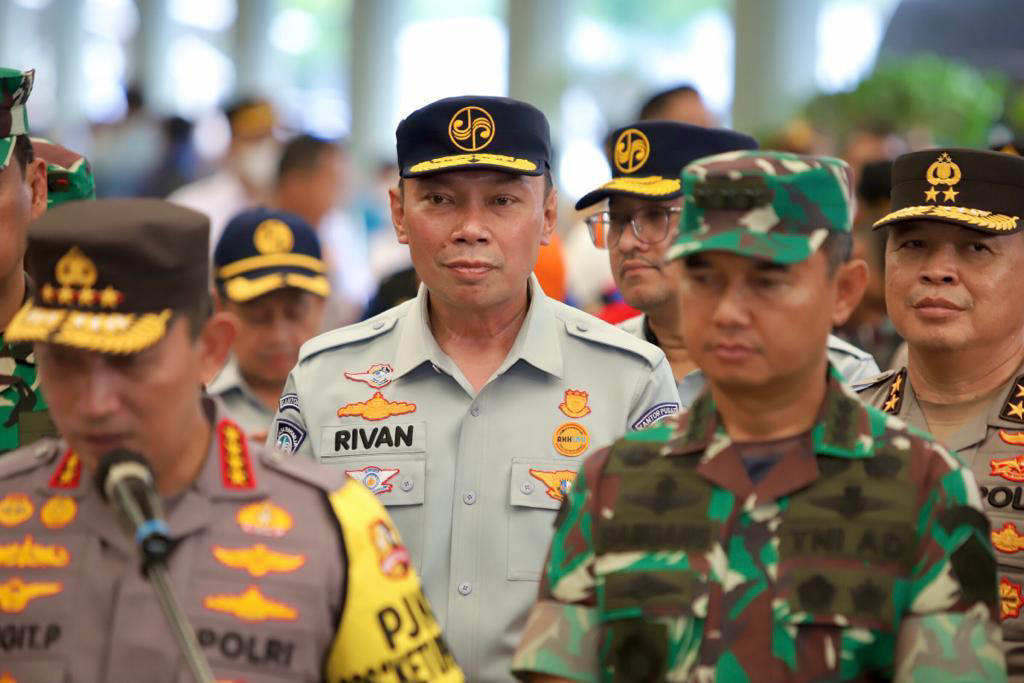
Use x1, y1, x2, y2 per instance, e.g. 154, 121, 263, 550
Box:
396, 95, 550, 177
873, 147, 1024, 234
214, 207, 330, 304
5, 198, 209, 354
574, 120, 758, 210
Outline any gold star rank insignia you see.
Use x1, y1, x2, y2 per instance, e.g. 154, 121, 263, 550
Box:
924, 186, 939, 202
1001, 377, 1024, 423
942, 187, 959, 202
881, 368, 907, 415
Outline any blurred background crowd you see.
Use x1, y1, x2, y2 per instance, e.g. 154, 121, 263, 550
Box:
3, 0, 1023, 371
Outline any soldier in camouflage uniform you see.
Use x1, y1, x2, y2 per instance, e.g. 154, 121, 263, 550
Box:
0, 68, 50, 453
513, 150, 1004, 682
856, 148, 1024, 678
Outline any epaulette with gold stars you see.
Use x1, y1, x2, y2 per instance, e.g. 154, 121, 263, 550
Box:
881, 368, 907, 415
218, 419, 255, 490
1000, 375, 1024, 423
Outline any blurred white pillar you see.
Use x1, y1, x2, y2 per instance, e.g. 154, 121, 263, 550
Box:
732, 0, 820, 135
135, 0, 173, 113
233, 0, 274, 97
506, 0, 571, 144
349, 0, 404, 167
50, 0, 85, 139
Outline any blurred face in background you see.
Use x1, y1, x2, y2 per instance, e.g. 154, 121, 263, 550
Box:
277, 146, 345, 227
223, 287, 326, 389
603, 196, 683, 314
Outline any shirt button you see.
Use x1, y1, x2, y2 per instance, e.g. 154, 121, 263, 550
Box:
470, 404, 480, 417
520, 482, 534, 494
462, 491, 477, 505
576, 322, 588, 333
458, 582, 472, 596
372, 320, 385, 330
400, 478, 414, 492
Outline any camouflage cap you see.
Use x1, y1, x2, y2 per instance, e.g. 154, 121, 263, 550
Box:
30, 138, 96, 208
0, 68, 33, 171
667, 150, 854, 265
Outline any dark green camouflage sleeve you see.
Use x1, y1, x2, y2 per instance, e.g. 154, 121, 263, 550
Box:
894, 439, 1004, 682
511, 447, 610, 682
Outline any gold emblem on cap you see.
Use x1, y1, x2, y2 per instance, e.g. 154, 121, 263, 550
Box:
448, 106, 495, 152
924, 152, 961, 203
614, 128, 651, 174
253, 219, 294, 255
41, 247, 122, 309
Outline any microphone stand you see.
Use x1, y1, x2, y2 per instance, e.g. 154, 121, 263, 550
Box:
111, 481, 216, 683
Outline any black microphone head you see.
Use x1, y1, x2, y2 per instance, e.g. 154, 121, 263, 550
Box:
94, 449, 155, 502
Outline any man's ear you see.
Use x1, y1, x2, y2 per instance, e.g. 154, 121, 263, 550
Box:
198, 311, 237, 385
389, 184, 408, 245
26, 158, 47, 220
831, 257, 869, 327
540, 183, 557, 247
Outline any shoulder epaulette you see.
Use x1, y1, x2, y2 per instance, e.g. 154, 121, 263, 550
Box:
0, 439, 61, 481
826, 334, 875, 361
258, 446, 348, 492
551, 300, 664, 368
851, 369, 897, 392
298, 302, 411, 362
999, 373, 1024, 424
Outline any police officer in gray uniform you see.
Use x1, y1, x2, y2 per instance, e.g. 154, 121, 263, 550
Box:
579, 121, 879, 406
269, 96, 680, 682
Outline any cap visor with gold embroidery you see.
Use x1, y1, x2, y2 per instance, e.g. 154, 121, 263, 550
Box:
218, 259, 330, 303
403, 153, 545, 178
6, 304, 173, 354
574, 175, 682, 211
873, 148, 1024, 234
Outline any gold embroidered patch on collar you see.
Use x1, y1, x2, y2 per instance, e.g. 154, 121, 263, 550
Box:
881, 367, 907, 415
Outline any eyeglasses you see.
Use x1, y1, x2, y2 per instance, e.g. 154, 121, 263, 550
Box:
585, 206, 681, 249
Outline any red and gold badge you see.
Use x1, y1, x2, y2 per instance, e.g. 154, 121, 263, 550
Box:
1001, 577, 1024, 620
0, 494, 34, 528
203, 585, 298, 622
337, 392, 416, 421
370, 518, 411, 580
1000, 430, 1024, 446
0, 577, 62, 613
40, 496, 77, 530
212, 544, 306, 578
553, 422, 590, 457
528, 469, 578, 502
559, 389, 591, 418
48, 450, 81, 489
991, 456, 1024, 482
218, 419, 255, 490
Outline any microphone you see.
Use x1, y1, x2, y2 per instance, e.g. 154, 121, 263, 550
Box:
94, 450, 174, 566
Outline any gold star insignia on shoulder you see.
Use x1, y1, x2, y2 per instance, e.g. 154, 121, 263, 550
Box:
56, 286, 75, 305
881, 368, 907, 415
924, 187, 939, 202
77, 287, 96, 307
1001, 377, 1024, 423
943, 187, 959, 202
99, 286, 122, 309
891, 373, 903, 392
883, 396, 899, 413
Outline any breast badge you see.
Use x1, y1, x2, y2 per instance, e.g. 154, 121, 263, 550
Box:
0, 535, 70, 569
553, 422, 590, 457
991, 456, 1024, 482
0, 577, 62, 613
1000, 430, 1024, 446
40, 496, 77, 530
338, 392, 416, 421
992, 522, 1024, 554
236, 501, 293, 538
344, 363, 395, 389
212, 544, 306, 578
0, 493, 34, 528
345, 466, 400, 495
528, 469, 577, 502
1002, 578, 1024, 621
371, 518, 411, 579
203, 585, 298, 622
559, 389, 591, 418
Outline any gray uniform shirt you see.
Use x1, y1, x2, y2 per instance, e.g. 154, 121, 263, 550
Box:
269, 276, 681, 682
206, 356, 276, 438
618, 314, 881, 407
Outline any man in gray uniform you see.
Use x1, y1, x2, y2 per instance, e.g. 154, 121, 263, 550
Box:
0, 199, 461, 682
269, 96, 680, 681
579, 120, 879, 406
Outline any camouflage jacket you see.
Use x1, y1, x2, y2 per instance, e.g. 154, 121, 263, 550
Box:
513, 370, 1005, 682
0, 278, 56, 453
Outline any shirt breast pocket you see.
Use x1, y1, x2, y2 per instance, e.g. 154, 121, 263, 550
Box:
507, 458, 581, 581
334, 453, 426, 570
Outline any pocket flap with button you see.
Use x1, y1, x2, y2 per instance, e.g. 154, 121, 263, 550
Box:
509, 458, 581, 510
336, 453, 425, 507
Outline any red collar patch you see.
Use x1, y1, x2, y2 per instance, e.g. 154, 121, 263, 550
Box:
218, 420, 256, 490
48, 450, 81, 490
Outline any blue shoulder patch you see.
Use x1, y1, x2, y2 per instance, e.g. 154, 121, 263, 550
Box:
631, 402, 680, 431
274, 418, 307, 454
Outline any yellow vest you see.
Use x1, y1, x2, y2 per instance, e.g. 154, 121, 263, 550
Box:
325, 481, 464, 683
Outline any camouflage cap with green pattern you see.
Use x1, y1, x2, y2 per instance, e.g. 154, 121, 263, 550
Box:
29, 138, 96, 207
0, 67, 33, 171
667, 150, 854, 265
